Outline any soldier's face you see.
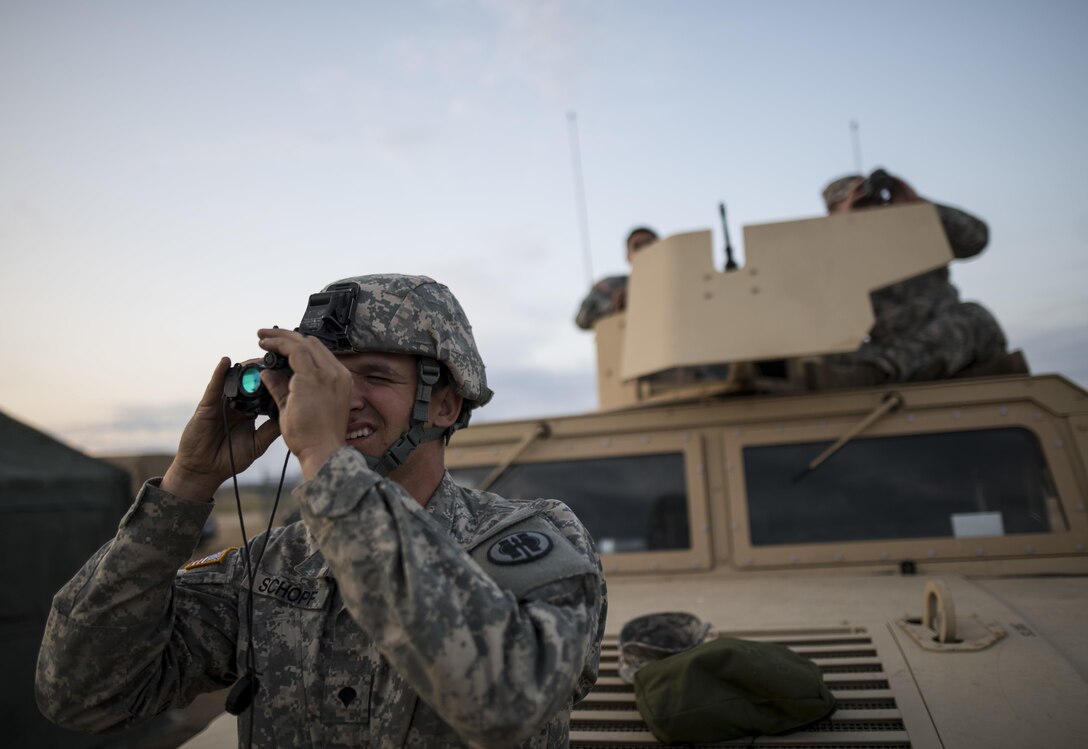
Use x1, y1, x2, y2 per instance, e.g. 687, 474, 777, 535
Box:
626, 231, 657, 262
336, 351, 418, 458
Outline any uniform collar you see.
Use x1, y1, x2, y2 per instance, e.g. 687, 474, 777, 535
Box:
293, 472, 461, 578
422, 472, 460, 536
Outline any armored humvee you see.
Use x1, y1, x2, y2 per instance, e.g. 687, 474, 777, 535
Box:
445, 204, 1088, 748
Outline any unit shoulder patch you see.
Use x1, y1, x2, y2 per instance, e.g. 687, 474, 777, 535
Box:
469, 514, 597, 599
183, 547, 239, 571
487, 529, 553, 566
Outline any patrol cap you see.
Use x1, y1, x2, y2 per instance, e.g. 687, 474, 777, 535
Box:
633, 636, 837, 744
822, 173, 863, 210
618, 612, 710, 684
317, 274, 493, 408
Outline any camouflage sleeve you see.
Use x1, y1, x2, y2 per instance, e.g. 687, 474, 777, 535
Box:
296, 447, 606, 747
35, 481, 241, 732
935, 203, 989, 259
575, 275, 627, 330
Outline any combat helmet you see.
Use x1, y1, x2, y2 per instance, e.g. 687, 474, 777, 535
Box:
298, 273, 493, 476
821, 173, 863, 210
618, 611, 711, 683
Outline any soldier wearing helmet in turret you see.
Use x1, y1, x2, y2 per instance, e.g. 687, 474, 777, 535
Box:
575, 226, 659, 330
816, 169, 1009, 386
36, 274, 607, 748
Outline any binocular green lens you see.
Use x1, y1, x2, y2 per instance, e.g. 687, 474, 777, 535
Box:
240, 366, 264, 395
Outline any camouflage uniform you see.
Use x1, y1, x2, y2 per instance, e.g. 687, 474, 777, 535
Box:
36, 448, 606, 748
575, 275, 627, 330
575, 275, 730, 385
834, 203, 1007, 381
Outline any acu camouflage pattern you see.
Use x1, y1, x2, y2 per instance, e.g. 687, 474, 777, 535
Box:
822, 174, 990, 260
328, 274, 493, 407
819, 184, 1006, 381
575, 274, 729, 385
575, 274, 628, 330
849, 204, 1005, 381
618, 612, 711, 684
849, 267, 1008, 382
36, 448, 606, 748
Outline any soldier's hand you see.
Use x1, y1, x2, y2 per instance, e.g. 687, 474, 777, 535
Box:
162, 357, 282, 502
886, 175, 921, 204
257, 328, 351, 480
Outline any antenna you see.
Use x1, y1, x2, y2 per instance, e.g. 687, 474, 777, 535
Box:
719, 202, 738, 271
850, 119, 864, 174
567, 111, 594, 286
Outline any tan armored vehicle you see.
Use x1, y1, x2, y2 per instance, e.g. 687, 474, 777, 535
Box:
445, 204, 1088, 748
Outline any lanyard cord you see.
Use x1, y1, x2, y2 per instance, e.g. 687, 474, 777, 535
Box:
220, 398, 289, 746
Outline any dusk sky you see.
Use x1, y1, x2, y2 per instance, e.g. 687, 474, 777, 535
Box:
2, 1, 1086, 480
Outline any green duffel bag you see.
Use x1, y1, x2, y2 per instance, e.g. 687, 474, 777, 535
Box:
633, 636, 837, 744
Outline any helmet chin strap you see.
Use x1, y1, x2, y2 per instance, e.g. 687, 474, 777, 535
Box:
367, 359, 449, 477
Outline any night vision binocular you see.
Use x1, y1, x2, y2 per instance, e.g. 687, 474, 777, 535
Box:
223, 282, 359, 417
223, 353, 290, 417
855, 168, 894, 207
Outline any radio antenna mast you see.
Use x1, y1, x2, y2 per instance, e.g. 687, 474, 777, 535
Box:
719, 202, 738, 271
567, 111, 594, 285
850, 119, 864, 174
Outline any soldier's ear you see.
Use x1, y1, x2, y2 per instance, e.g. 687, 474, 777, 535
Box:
430, 385, 464, 429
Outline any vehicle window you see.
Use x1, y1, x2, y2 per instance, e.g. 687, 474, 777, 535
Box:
449, 453, 690, 553
743, 427, 1063, 545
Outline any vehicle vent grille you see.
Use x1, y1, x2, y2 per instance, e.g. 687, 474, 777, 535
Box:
572, 628, 912, 748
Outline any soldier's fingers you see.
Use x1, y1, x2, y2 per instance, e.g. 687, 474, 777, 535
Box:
261, 329, 347, 379
296, 333, 344, 370
260, 367, 290, 408
197, 358, 232, 408
257, 327, 304, 354
889, 177, 920, 202
258, 328, 329, 370
253, 416, 282, 455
